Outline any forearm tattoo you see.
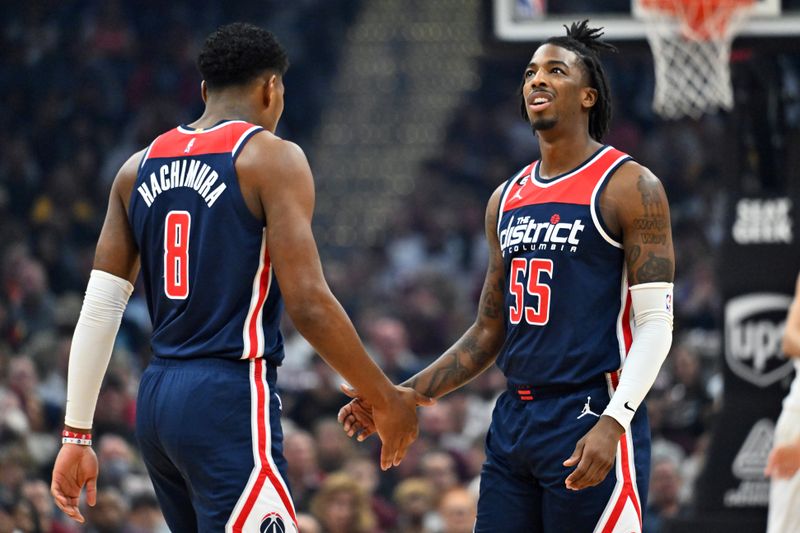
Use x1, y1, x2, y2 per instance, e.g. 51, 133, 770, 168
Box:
405, 256, 504, 397
405, 332, 495, 398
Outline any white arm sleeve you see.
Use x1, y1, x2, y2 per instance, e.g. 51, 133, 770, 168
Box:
602, 282, 674, 430
64, 270, 134, 429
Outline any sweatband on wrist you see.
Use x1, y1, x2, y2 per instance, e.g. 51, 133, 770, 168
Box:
62, 430, 93, 446
602, 282, 674, 430
64, 270, 133, 429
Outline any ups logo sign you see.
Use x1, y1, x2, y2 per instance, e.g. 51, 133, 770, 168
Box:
725, 293, 793, 388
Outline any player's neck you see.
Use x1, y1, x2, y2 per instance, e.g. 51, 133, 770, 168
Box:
536, 130, 602, 179
190, 100, 262, 130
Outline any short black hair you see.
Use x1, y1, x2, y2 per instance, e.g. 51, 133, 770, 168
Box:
519, 20, 617, 142
198, 22, 289, 90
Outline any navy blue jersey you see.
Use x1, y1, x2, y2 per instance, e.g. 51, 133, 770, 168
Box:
129, 120, 284, 364
496, 146, 634, 388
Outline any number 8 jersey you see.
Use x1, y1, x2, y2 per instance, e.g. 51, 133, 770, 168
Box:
496, 146, 634, 388
128, 120, 284, 364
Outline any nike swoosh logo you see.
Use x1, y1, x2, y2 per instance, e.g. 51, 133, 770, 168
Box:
624, 401, 635, 412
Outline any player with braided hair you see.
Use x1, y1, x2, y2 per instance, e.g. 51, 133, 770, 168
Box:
339, 20, 675, 532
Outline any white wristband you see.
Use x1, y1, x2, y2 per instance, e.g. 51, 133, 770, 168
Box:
64, 270, 133, 429
602, 282, 673, 430
62, 437, 93, 446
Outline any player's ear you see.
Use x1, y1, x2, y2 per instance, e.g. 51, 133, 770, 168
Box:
581, 87, 598, 110
263, 74, 279, 108
201, 81, 208, 104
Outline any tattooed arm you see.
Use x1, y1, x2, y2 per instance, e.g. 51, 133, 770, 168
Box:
401, 184, 508, 398
599, 163, 675, 284
338, 185, 508, 439
562, 162, 675, 492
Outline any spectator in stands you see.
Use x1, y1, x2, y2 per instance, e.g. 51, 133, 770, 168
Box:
314, 418, 357, 474
21, 479, 74, 533
83, 488, 128, 533
283, 429, 323, 513
436, 488, 476, 533
126, 493, 167, 533
364, 317, 422, 383
392, 478, 436, 533
643, 455, 683, 533
662, 344, 713, 454
344, 454, 397, 530
310, 472, 376, 533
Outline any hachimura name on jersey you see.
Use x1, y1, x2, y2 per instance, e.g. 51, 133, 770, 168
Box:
136, 158, 228, 208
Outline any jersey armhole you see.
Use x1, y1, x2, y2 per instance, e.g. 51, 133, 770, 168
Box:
496, 163, 534, 238
590, 156, 633, 249
230, 127, 267, 230
128, 138, 160, 224
232, 126, 265, 163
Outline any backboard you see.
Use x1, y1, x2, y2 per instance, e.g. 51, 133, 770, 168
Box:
494, 0, 799, 40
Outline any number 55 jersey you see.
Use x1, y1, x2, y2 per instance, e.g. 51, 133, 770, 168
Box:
496, 146, 634, 389
128, 120, 284, 364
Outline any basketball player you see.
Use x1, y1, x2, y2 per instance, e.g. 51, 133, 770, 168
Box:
339, 21, 675, 532
50, 23, 428, 532
765, 272, 800, 533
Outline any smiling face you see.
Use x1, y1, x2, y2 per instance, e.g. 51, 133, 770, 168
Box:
521, 44, 598, 135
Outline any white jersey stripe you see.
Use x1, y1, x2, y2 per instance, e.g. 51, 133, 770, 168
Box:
242, 231, 268, 359
225, 361, 263, 532
176, 120, 248, 135
589, 154, 630, 249
226, 360, 297, 532
532, 146, 612, 188
625, 429, 642, 527
258, 362, 297, 523
232, 125, 262, 160
254, 264, 272, 359
139, 138, 158, 169
615, 268, 629, 370
592, 429, 643, 532
593, 442, 625, 532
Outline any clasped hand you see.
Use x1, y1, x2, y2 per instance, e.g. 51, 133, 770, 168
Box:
338, 384, 434, 470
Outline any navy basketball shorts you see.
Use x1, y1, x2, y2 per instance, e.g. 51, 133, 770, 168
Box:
136, 357, 297, 533
476, 378, 650, 533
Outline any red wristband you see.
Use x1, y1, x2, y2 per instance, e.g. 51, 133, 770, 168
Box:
62, 430, 92, 446
62, 430, 92, 440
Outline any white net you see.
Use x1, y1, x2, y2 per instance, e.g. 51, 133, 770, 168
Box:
636, 0, 755, 119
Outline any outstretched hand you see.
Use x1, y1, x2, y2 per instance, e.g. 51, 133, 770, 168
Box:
765, 441, 800, 479
563, 415, 624, 491
51, 444, 98, 523
337, 384, 435, 470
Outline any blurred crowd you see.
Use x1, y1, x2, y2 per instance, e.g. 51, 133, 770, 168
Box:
2, 1, 800, 532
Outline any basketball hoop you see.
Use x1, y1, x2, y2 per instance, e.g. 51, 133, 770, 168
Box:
635, 0, 756, 119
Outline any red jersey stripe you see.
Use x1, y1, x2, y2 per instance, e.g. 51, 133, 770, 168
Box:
247, 245, 272, 359
231, 360, 298, 531
503, 148, 629, 211
146, 122, 255, 160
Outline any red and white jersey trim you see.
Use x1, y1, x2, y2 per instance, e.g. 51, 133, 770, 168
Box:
496, 164, 534, 236
589, 153, 630, 250
530, 146, 612, 188
176, 120, 249, 134
592, 429, 642, 533
596, 272, 642, 533
242, 230, 272, 359
226, 359, 297, 532
144, 121, 260, 162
